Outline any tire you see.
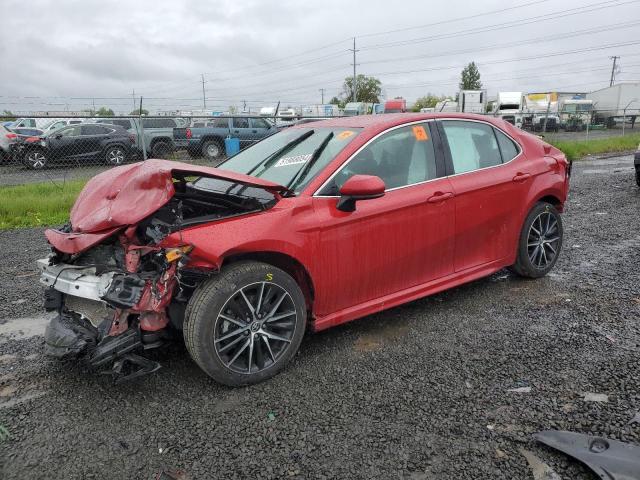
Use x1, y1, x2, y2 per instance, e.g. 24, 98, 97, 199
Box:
511, 202, 563, 278
184, 261, 306, 386
104, 145, 126, 165
23, 148, 48, 170
201, 140, 224, 161
151, 141, 172, 159
635, 168, 640, 187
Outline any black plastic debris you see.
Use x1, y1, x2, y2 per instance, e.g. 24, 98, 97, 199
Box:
534, 430, 640, 480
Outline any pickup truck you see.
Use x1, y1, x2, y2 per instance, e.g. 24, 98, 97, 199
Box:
173, 116, 277, 160
88, 117, 185, 158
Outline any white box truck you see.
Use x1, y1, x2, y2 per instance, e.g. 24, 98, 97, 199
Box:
458, 90, 487, 114
587, 83, 640, 128
494, 92, 523, 127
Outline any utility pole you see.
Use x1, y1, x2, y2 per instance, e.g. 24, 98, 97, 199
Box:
349, 37, 359, 102
610, 56, 620, 86
132, 89, 136, 112
201, 74, 207, 110
243, 100, 247, 112
319, 88, 325, 104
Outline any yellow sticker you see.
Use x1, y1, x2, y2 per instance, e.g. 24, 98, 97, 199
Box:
412, 125, 429, 141
266, 273, 273, 281
337, 130, 355, 140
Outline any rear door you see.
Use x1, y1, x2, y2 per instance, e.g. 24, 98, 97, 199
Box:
312, 121, 456, 315
230, 117, 253, 149
79, 125, 109, 159
438, 119, 529, 271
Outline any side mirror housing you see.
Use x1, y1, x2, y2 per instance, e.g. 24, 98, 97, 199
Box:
336, 175, 385, 212
55, 134, 63, 139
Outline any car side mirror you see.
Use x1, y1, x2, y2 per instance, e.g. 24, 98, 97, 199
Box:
55, 134, 62, 139
336, 175, 385, 212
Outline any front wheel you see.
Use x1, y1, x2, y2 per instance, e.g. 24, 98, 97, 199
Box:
105, 145, 126, 165
151, 141, 172, 159
511, 202, 563, 278
24, 148, 48, 170
184, 261, 306, 386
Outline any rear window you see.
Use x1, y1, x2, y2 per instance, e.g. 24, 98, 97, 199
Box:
142, 118, 176, 128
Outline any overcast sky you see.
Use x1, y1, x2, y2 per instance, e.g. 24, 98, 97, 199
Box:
1, 0, 640, 114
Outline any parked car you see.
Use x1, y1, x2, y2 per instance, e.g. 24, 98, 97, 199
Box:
87, 117, 178, 159
173, 116, 277, 160
37, 113, 570, 385
19, 123, 135, 169
0, 124, 16, 162
635, 143, 640, 186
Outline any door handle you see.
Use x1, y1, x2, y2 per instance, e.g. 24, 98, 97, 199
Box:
234, 130, 240, 133
513, 172, 531, 182
427, 191, 455, 203
252, 130, 257, 133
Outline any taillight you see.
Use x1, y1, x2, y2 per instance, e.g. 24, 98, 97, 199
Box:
186, 128, 192, 139
26, 136, 40, 143
5, 133, 17, 140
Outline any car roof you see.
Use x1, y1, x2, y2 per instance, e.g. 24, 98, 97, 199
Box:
291, 112, 517, 136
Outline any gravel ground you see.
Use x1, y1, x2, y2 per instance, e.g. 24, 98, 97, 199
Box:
0, 154, 639, 479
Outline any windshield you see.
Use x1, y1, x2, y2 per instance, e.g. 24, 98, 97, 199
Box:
195, 127, 361, 194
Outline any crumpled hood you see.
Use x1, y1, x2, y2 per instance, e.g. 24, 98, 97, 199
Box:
68, 159, 288, 233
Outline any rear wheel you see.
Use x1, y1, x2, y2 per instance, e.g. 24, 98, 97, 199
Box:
511, 202, 563, 278
24, 148, 48, 170
635, 167, 640, 187
184, 261, 306, 386
151, 141, 172, 159
105, 145, 126, 165
202, 140, 224, 161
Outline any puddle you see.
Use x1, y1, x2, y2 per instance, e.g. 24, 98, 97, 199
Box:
0, 314, 53, 342
354, 321, 411, 352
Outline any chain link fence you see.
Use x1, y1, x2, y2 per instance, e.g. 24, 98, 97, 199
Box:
0, 115, 331, 187
1, 109, 638, 188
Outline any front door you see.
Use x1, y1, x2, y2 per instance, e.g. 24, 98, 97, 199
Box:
231, 117, 253, 149
312, 122, 456, 316
47, 125, 82, 160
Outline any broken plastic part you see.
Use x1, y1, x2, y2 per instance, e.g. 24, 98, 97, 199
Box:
165, 245, 193, 263
534, 430, 640, 480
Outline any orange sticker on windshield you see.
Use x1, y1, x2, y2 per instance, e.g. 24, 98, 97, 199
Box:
337, 130, 355, 140
412, 125, 428, 141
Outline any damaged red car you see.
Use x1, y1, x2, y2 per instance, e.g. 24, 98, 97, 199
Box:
38, 113, 570, 385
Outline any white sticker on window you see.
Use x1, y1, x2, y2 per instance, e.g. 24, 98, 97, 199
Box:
274, 154, 312, 167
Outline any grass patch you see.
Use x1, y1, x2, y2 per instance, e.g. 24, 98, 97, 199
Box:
549, 133, 640, 161
0, 180, 87, 229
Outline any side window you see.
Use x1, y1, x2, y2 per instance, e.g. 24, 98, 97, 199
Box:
213, 118, 229, 128
441, 121, 502, 174
232, 117, 249, 129
323, 123, 437, 194
59, 125, 80, 137
81, 125, 108, 135
494, 128, 519, 162
250, 118, 270, 129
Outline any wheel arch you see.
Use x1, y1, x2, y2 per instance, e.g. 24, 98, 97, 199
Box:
149, 136, 174, 149
535, 194, 564, 212
221, 251, 315, 314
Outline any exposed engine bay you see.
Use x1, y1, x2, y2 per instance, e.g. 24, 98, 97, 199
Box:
39, 177, 277, 383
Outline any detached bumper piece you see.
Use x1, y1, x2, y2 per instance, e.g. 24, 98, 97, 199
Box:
535, 430, 640, 480
44, 313, 162, 383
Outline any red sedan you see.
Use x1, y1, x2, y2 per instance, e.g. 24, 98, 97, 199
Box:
38, 113, 570, 385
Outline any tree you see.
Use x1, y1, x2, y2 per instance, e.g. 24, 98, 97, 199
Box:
2, 110, 16, 121
459, 62, 482, 90
342, 74, 382, 103
129, 108, 149, 115
329, 96, 345, 109
96, 107, 115, 117
412, 94, 447, 112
